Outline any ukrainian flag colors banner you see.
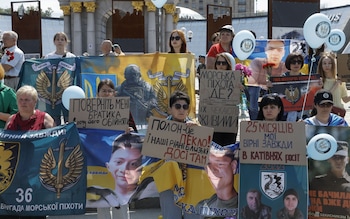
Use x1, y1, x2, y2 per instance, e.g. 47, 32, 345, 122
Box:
0, 123, 86, 216
80, 53, 196, 131
19, 53, 196, 134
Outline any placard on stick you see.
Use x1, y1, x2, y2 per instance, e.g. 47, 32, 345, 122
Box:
68, 97, 130, 130
239, 121, 306, 165
142, 116, 214, 167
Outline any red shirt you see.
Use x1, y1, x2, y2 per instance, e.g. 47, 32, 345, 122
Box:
6, 110, 46, 131
207, 43, 233, 58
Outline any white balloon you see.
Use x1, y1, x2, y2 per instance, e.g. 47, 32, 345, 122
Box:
62, 86, 86, 110
151, 0, 167, 8
303, 13, 331, 49
232, 30, 256, 61
326, 29, 346, 52
307, 133, 337, 161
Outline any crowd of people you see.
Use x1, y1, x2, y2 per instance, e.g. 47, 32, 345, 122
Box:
2, 23, 350, 219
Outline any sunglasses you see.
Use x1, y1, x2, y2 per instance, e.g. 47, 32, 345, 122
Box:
318, 102, 333, 108
174, 103, 189, 110
216, 61, 228, 66
171, 36, 181, 41
290, 60, 302, 64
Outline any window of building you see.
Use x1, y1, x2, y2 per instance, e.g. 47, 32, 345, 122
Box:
238, 5, 246, 12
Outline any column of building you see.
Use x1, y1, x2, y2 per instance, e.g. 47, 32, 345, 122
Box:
60, 5, 72, 52
83, 2, 96, 56
145, 1, 157, 52
163, 4, 176, 52
70, 2, 83, 56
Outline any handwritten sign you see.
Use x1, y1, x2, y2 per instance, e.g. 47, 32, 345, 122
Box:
142, 116, 214, 167
199, 69, 241, 105
239, 121, 306, 165
68, 97, 130, 130
198, 104, 239, 133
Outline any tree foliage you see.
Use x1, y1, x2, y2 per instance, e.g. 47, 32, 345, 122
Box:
0, 6, 53, 17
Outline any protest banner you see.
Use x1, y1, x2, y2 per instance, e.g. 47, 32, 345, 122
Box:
337, 53, 350, 83
68, 96, 130, 130
142, 116, 214, 167
239, 121, 308, 219
198, 105, 239, 133
307, 125, 350, 219
199, 69, 241, 105
270, 74, 321, 112
0, 123, 86, 216
239, 121, 306, 165
198, 69, 240, 133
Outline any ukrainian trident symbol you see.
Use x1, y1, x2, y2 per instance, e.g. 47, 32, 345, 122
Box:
39, 139, 84, 198
148, 68, 190, 115
36, 64, 73, 109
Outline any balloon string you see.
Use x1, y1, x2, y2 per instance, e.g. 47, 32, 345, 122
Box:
301, 50, 316, 117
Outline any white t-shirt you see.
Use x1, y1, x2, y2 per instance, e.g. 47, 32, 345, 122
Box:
44, 51, 76, 59
1, 45, 25, 77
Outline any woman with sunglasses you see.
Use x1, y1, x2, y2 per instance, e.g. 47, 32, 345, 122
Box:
212, 52, 239, 146
317, 52, 350, 117
304, 89, 348, 126
148, 90, 202, 219
256, 93, 285, 121
169, 30, 187, 53
279, 53, 306, 121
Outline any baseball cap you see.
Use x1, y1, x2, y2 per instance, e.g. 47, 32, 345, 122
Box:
219, 25, 234, 34
334, 141, 348, 157
314, 89, 333, 105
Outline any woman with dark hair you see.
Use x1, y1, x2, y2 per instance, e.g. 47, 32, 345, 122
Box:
44, 32, 75, 59
283, 53, 305, 77
168, 30, 187, 53
212, 52, 239, 146
97, 78, 137, 132
256, 93, 285, 121
280, 53, 305, 121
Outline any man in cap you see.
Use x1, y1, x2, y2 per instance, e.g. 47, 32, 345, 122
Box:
304, 89, 348, 126
206, 24, 235, 69
309, 141, 350, 215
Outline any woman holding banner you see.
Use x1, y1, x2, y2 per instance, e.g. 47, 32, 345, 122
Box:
317, 52, 350, 117
5, 85, 55, 130
212, 52, 239, 146
97, 79, 137, 132
141, 91, 204, 219
3, 85, 55, 219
